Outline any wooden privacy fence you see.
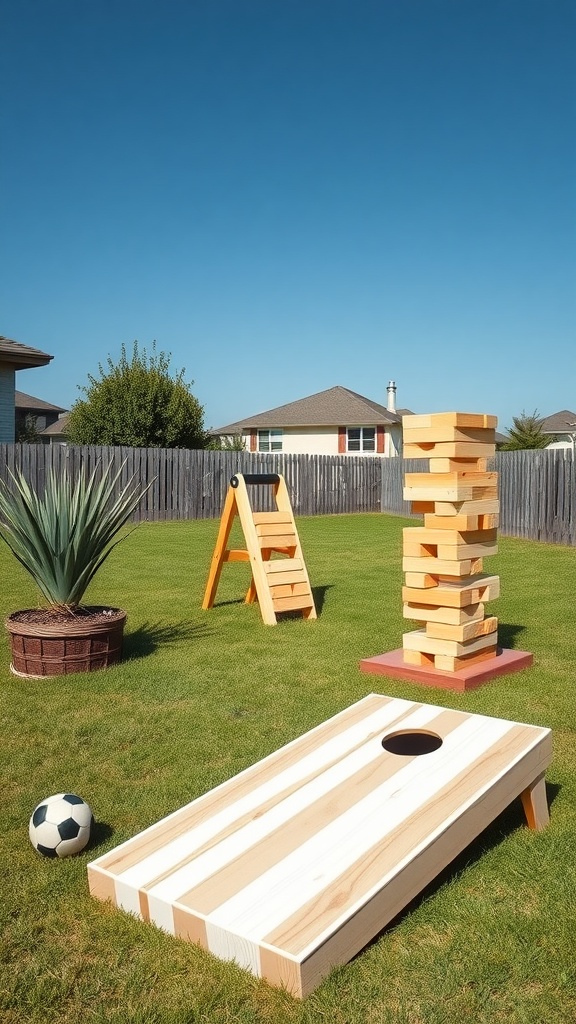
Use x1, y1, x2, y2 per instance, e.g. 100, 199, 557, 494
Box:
0, 445, 382, 520
0, 444, 574, 545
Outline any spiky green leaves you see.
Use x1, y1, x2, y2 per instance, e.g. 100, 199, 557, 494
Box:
0, 463, 148, 611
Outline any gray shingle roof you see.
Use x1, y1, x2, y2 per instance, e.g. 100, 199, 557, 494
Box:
215, 386, 412, 432
39, 413, 70, 436
540, 410, 576, 434
0, 335, 53, 369
15, 390, 67, 413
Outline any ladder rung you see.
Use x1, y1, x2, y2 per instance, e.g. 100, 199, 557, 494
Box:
263, 559, 304, 574
268, 571, 307, 587
272, 594, 314, 612
269, 582, 309, 598
252, 512, 293, 525
259, 533, 296, 548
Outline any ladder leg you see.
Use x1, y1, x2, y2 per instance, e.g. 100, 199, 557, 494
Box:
202, 487, 237, 609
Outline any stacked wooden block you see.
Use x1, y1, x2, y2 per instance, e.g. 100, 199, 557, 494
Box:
402, 412, 500, 672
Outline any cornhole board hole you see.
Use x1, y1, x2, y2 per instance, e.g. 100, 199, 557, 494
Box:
88, 694, 552, 998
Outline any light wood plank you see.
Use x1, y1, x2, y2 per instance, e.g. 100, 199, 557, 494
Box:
425, 615, 498, 642
403, 628, 498, 656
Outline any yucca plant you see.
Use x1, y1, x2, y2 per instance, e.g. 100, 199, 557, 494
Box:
0, 461, 147, 613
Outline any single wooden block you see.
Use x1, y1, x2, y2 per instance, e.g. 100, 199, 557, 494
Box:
428, 458, 488, 474
402, 541, 439, 558
402, 574, 500, 608
436, 541, 497, 560
404, 528, 497, 547
403, 426, 496, 445
404, 472, 498, 504
411, 501, 436, 514
403, 602, 485, 625
403, 556, 481, 578
425, 616, 498, 642
433, 498, 500, 516
403, 412, 498, 430
404, 572, 439, 588
402, 649, 436, 667
88, 693, 550, 998
434, 645, 498, 672
403, 441, 496, 460
403, 628, 497, 657
424, 513, 500, 531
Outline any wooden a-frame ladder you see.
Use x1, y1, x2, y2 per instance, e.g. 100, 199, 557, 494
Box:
202, 473, 317, 625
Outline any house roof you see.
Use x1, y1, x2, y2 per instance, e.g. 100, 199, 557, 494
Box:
215, 386, 413, 433
39, 412, 70, 437
540, 410, 576, 434
15, 390, 67, 414
0, 336, 53, 370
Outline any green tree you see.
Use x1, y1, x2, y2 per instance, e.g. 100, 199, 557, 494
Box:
502, 410, 550, 450
67, 341, 207, 449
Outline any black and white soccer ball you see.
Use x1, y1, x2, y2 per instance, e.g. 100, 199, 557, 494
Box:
29, 793, 93, 858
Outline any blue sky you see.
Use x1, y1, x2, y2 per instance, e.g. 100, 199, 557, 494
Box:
2, 0, 574, 433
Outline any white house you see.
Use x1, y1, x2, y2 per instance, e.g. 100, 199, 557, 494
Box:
213, 382, 413, 457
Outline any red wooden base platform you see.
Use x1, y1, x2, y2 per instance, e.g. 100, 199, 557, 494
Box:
359, 648, 533, 692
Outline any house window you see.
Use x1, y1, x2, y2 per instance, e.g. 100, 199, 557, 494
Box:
258, 428, 283, 452
347, 427, 375, 452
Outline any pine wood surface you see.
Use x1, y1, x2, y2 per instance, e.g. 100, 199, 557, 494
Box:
88, 694, 552, 997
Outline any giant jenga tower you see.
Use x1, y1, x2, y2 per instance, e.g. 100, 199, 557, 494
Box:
360, 410, 533, 690
401, 412, 500, 671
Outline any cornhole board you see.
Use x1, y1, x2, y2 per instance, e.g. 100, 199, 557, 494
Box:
87, 694, 552, 998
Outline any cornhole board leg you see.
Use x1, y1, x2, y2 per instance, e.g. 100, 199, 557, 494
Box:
520, 773, 549, 830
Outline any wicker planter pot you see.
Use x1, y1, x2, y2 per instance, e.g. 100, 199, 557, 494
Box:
6, 607, 127, 678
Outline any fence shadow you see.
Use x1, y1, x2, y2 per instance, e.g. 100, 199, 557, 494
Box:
123, 620, 213, 660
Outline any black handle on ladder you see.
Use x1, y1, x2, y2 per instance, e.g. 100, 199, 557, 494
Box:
230, 473, 281, 487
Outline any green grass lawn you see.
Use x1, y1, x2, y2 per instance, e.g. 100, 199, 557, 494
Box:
1, 513, 575, 1023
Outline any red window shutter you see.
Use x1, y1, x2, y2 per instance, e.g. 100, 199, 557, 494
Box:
376, 425, 385, 453
338, 427, 346, 453
249, 429, 257, 452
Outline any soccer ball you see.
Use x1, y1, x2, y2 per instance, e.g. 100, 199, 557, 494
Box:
29, 793, 93, 858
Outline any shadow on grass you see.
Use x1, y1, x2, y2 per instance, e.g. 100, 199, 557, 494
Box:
352, 779, 561, 963
498, 622, 528, 649
311, 584, 332, 616
88, 818, 115, 851
123, 620, 213, 661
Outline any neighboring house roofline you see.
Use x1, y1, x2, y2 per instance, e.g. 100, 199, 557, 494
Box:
15, 390, 67, 414
39, 412, 70, 437
0, 335, 53, 370
539, 410, 576, 434
214, 385, 414, 433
